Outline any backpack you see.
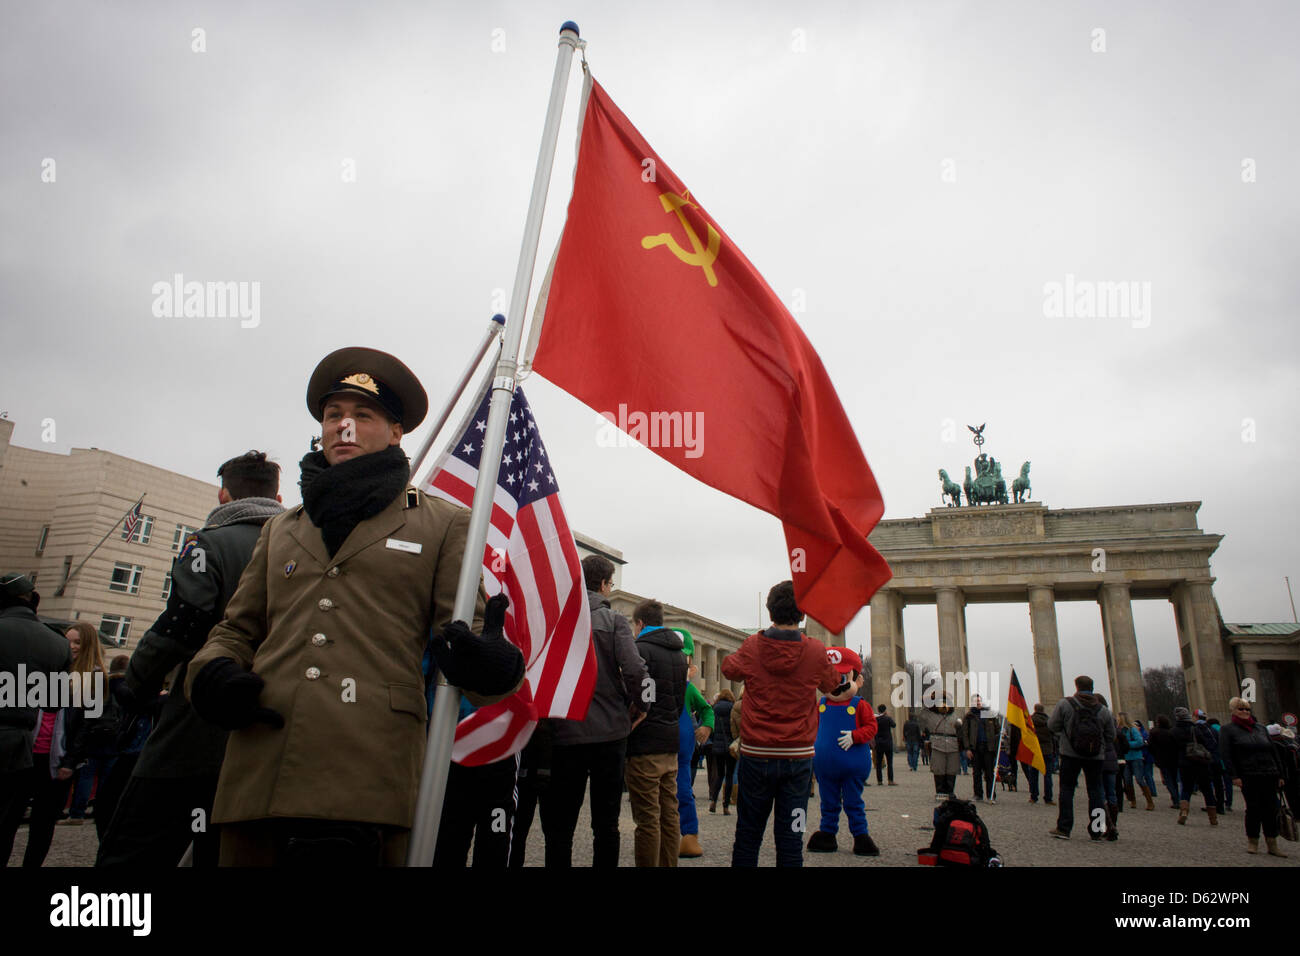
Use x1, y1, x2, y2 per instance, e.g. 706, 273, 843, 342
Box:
1066, 698, 1104, 758
929, 798, 999, 867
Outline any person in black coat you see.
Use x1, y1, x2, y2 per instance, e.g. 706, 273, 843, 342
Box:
1219, 698, 1286, 857
0, 574, 75, 866
1172, 706, 1218, 825
1148, 714, 1181, 809
706, 691, 736, 814
873, 704, 897, 786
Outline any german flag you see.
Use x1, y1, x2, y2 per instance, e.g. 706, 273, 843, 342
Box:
1006, 668, 1045, 773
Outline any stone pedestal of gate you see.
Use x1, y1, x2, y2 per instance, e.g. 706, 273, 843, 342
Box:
866, 502, 1231, 727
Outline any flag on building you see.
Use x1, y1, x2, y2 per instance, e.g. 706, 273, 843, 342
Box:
1005, 667, 1045, 773
423, 383, 595, 765
121, 498, 144, 541
530, 79, 890, 633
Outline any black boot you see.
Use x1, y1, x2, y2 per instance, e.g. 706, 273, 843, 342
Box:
853, 833, 880, 857
807, 830, 838, 853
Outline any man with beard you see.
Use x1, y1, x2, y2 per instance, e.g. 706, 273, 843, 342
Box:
186, 347, 524, 866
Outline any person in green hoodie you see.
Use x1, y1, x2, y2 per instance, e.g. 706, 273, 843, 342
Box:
674, 629, 714, 859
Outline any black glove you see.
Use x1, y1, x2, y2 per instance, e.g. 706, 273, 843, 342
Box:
430, 594, 524, 697
190, 658, 285, 731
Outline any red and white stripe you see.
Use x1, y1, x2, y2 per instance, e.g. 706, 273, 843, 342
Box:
423, 428, 595, 766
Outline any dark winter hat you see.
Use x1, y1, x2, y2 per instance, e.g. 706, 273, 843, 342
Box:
0, 572, 35, 600
307, 347, 428, 429
1173, 706, 1192, 721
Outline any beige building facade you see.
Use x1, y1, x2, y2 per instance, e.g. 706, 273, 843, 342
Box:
0, 417, 219, 649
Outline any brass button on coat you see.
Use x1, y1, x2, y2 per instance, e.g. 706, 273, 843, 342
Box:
311, 633, 327, 647
327, 567, 340, 578
318, 598, 334, 611
305, 667, 321, 680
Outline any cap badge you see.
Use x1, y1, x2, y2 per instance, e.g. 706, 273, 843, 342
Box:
340, 372, 380, 396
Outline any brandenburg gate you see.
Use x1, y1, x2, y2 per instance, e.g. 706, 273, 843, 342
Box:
866, 501, 1233, 727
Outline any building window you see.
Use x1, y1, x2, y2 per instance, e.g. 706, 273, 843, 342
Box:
28, 572, 38, 586
36, 525, 49, 555
172, 523, 199, 552
162, 573, 172, 601
109, 563, 143, 595
122, 514, 154, 545
99, 615, 132, 646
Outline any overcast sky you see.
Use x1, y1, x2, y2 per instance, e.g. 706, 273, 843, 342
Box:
2, 1, 1296, 709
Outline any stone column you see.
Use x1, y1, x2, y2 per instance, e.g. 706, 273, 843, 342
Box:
936, 587, 967, 706
1098, 582, 1147, 726
1171, 580, 1234, 715
698, 643, 713, 700
870, 589, 905, 746
1027, 586, 1065, 710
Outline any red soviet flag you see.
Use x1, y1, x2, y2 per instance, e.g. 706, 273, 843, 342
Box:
532, 80, 891, 632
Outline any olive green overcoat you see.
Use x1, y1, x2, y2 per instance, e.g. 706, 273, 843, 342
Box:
187, 487, 492, 828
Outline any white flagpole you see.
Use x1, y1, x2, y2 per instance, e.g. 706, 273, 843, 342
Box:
408, 313, 504, 480
406, 21, 583, 867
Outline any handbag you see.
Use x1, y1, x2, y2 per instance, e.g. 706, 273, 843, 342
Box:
1279, 790, 1298, 843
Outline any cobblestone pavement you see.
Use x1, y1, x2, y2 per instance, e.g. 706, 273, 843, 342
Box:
10, 765, 1298, 868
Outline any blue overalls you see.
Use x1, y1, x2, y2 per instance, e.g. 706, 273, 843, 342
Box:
813, 696, 872, 837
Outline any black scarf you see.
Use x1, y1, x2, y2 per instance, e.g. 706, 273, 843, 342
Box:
299, 445, 410, 557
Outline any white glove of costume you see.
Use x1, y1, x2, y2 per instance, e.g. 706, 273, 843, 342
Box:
838, 730, 854, 751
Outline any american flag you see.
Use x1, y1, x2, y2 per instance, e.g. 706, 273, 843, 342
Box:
423, 383, 595, 765
121, 498, 144, 541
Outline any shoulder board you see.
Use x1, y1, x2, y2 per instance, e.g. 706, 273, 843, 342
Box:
405, 488, 420, 509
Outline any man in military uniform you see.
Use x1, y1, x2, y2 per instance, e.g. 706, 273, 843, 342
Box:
0, 573, 73, 865
97, 451, 285, 868
186, 347, 524, 865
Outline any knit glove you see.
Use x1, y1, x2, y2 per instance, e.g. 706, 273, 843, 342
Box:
190, 658, 285, 731
431, 594, 524, 697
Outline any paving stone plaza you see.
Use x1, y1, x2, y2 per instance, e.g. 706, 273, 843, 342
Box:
14, 760, 1296, 868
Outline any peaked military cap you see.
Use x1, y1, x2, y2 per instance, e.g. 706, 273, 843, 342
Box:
307, 347, 428, 430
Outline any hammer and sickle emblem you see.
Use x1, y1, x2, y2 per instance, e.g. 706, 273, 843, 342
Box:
641, 190, 721, 287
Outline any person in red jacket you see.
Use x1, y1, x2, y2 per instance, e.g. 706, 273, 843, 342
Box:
721, 581, 840, 867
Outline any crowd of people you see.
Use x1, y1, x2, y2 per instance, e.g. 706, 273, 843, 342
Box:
2, 346, 1297, 868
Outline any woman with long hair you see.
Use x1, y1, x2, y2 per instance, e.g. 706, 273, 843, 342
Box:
63, 622, 110, 826
22, 622, 97, 865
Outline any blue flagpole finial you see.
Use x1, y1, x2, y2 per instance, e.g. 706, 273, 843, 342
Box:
560, 21, 580, 37
491, 313, 506, 325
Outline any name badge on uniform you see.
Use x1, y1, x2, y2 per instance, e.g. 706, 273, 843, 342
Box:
385, 538, 422, 554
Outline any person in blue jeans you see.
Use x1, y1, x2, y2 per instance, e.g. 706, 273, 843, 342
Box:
903, 715, 922, 771
675, 638, 714, 859
720, 581, 840, 867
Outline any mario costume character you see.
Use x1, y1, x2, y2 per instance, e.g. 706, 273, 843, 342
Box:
807, 647, 880, 856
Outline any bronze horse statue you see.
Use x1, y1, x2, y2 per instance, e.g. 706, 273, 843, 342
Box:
938, 469, 962, 507
1013, 461, 1032, 503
